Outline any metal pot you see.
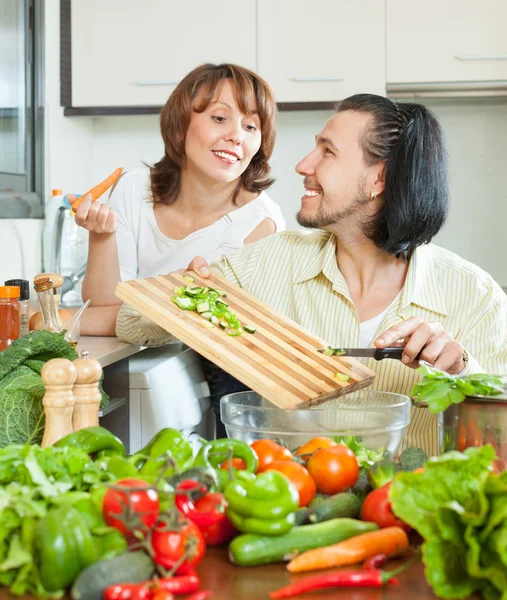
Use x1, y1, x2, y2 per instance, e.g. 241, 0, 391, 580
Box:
438, 386, 507, 471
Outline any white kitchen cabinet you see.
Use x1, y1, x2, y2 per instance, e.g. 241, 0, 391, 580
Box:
70, 0, 257, 107
387, 0, 507, 84
257, 0, 386, 103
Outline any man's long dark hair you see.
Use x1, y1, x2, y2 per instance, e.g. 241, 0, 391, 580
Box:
337, 94, 449, 259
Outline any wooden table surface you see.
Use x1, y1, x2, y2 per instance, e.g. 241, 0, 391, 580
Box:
197, 548, 445, 600
0, 547, 478, 600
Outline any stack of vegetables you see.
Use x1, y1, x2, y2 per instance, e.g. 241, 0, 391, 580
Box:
0, 419, 504, 600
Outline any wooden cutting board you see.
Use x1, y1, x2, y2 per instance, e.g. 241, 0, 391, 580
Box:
115, 271, 376, 409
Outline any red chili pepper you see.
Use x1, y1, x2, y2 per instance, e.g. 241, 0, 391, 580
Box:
175, 480, 225, 529
104, 584, 144, 600
363, 553, 387, 570
154, 574, 201, 595
270, 562, 411, 598
186, 591, 213, 600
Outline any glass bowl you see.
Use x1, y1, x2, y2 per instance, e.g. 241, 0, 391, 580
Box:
220, 390, 411, 456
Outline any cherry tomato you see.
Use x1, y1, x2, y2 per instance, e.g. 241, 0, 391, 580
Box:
265, 460, 316, 507
193, 493, 237, 546
102, 478, 159, 536
361, 482, 411, 532
306, 445, 359, 495
250, 439, 293, 473
220, 458, 247, 470
295, 436, 337, 457
152, 517, 206, 569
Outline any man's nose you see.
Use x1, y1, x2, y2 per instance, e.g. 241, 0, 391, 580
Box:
296, 150, 317, 175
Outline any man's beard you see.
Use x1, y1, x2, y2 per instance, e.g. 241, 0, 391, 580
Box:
296, 192, 370, 229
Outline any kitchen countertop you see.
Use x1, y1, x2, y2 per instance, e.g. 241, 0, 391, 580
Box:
197, 547, 476, 600
0, 547, 479, 600
76, 336, 144, 367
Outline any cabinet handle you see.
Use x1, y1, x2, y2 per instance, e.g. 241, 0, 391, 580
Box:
132, 80, 179, 86
454, 54, 507, 62
290, 76, 344, 83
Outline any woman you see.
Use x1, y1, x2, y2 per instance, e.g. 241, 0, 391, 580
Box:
69, 63, 285, 337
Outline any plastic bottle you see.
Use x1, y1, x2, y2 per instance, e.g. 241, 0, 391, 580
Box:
42, 189, 64, 273
4, 279, 30, 336
0, 286, 20, 351
59, 196, 89, 307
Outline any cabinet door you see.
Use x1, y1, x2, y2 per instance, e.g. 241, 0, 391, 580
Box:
71, 0, 257, 107
257, 0, 386, 103
387, 0, 507, 83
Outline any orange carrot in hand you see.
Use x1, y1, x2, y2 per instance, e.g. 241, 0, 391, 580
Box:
286, 526, 409, 573
71, 167, 123, 214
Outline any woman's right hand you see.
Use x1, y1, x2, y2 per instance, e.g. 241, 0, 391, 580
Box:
66, 193, 118, 234
187, 256, 212, 278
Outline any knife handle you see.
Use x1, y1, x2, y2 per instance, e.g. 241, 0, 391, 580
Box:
375, 347, 423, 361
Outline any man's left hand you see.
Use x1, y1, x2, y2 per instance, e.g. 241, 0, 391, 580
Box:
375, 317, 466, 374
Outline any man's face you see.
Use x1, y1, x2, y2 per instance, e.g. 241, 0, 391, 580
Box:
295, 110, 379, 230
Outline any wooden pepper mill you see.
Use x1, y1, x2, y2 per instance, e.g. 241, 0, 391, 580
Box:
72, 350, 103, 431
40, 358, 77, 447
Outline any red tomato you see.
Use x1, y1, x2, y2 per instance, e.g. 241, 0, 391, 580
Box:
306, 445, 359, 495
265, 460, 316, 507
193, 493, 237, 546
220, 458, 247, 471
102, 478, 159, 536
152, 517, 206, 569
361, 483, 411, 532
250, 439, 293, 473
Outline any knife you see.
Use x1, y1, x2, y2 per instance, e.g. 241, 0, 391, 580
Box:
318, 346, 423, 361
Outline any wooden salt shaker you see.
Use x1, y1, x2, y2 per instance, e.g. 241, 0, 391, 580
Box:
41, 358, 77, 447
72, 350, 102, 431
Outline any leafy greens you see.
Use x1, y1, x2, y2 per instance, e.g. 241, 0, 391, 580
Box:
411, 365, 504, 413
391, 445, 507, 600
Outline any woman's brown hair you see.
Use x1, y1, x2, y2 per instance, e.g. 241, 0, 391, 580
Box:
150, 63, 277, 205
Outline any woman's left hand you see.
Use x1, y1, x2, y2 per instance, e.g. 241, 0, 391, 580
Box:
375, 316, 466, 374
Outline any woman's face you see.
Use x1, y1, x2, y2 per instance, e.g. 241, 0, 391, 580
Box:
184, 80, 262, 183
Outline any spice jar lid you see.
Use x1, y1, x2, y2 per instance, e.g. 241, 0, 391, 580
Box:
0, 286, 20, 299
4, 279, 30, 300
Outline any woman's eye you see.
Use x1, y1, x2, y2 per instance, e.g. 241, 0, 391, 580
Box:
211, 115, 226, 123
245, 124, 258, 132
324, 147, 334, 155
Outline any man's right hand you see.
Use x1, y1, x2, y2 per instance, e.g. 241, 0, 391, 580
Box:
67, 193, 118, 234
187, 256, 212, 278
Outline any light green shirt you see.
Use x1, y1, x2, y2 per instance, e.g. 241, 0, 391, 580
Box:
116, 230, 507, 454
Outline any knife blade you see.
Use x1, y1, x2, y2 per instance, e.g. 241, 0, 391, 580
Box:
318, 346, 423, 361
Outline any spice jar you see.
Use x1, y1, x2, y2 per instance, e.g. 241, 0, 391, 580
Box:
0, 286, 21, 351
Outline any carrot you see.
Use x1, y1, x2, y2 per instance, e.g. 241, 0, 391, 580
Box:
70, 167, 123, 214
286, 526, 409, 574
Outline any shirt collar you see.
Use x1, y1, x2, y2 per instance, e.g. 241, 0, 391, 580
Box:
293, 233, 351, 300
399, 244, 448, 317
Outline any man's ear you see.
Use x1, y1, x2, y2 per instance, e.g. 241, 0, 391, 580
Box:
374, 161, 386, 195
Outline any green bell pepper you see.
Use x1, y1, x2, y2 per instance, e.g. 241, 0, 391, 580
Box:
136, 428, 194, 481
54, 426, 126, 459
34, 506, 99, 592
224, 470, 299, 536
194, 438, 258, 490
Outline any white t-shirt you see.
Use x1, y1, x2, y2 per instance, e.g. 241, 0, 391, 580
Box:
358, 307, 390, 348
108, 167, 286, 280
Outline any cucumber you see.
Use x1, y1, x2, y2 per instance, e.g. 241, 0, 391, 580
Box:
71, 551, 154, 600
308, 492, 361, 523
228, 518, 378, 567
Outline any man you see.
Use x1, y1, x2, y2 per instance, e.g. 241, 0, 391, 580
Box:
117, 94, 507, 453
